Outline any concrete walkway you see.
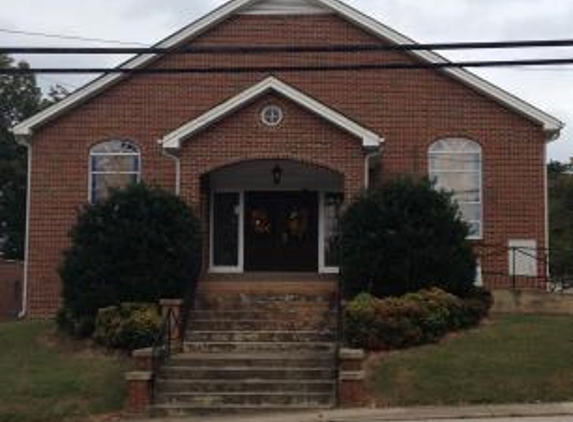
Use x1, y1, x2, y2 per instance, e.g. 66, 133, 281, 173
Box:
130, 402, 573, 422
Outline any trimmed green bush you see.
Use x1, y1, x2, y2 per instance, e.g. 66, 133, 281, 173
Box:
343, 287, 492, 350
93, 303, 161, 350
340, 177, 477, 299
58, 183, 201, 337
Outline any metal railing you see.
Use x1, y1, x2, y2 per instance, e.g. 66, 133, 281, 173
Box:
150, 278, 199, 375
334, 272, 343, 406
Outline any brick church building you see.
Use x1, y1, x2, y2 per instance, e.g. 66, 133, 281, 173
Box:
13, 0, 563, 317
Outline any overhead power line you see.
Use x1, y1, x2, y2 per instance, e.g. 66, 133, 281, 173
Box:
1, 39, 573, 55
1, 58, 573, 75
0, 28, 147, 46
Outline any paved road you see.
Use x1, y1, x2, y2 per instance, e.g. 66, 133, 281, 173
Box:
413, 419, 573, 422
131, 403, 573, 422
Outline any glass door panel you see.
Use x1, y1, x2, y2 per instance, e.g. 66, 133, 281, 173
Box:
212, 192, 240, 267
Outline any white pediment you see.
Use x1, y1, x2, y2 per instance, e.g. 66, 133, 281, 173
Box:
239, 0, 332, 15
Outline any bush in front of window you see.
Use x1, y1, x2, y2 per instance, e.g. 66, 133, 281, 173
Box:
58, 183, 201, 337
340, 177, 477, 299
343, 287, 492, 350
93, 303, 162, 350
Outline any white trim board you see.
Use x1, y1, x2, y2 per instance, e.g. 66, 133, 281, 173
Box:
240, 0, 331, 14
12, 0, 564, 139
160, 76, 382, 149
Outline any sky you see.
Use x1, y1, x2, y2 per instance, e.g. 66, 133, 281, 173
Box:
1, 0, 572, 161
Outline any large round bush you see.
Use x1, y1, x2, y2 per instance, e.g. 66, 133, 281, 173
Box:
58, 183, 202, 336
340, 177, 476, 299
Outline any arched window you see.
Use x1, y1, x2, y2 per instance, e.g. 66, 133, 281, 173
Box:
89, 140, 140, 203
428, 138, 482, 238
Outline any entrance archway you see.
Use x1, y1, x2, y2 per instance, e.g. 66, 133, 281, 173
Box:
206, 159, 344, 274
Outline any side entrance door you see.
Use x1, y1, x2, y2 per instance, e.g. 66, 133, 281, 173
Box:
244, 191, 318, 272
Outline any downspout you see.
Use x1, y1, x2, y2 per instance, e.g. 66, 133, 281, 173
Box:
16, 134, 32, 318
364, 146, 382, 189
543, 141, 549, 282
544, 129, 560, 283
161, 146, 181, 196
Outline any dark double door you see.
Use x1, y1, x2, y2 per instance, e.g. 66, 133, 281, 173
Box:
244, 191, 318, 272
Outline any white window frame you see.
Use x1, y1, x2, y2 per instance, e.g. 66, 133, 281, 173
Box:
428, 138, 483, 240
209, 190, 244, 273
88, 140, 141, 203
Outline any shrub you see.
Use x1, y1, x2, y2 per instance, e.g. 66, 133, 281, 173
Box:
340, 177, 477, 299
343, 287, 492, 350
93, 303, 162, 350
456, 287, 494, 328
58, 183, 201, 337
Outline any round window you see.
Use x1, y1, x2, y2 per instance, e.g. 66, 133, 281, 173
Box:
260, 105, 283, 127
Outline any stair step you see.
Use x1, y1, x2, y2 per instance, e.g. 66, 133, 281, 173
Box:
155, 379, 335, 393
188, 319, 335, 331
168, 352, 334, 368
188, 310, 335, 321
185, 330, 333, 343
160, 366, 335, 380
149, 402, 334, 417
154, 392, 335, 406
183, 341, 336, 354
195, 294, 334, 307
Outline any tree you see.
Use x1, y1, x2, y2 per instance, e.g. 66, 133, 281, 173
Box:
340, 177, 477, 299
0, 54, 68, 260
548, 160, 573, 279
58, 183, 202, 336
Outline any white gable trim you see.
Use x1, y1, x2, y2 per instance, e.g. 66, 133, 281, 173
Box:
160, 76, 381, 149
12, 0, 563, 139
319, 0, 563, 135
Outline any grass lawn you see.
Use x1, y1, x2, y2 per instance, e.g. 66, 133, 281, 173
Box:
369, 314, 573, 406
0, 320, 129, 422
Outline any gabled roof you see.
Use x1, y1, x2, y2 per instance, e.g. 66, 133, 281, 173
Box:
160, 76, 382, 149
12, 0, 564, 140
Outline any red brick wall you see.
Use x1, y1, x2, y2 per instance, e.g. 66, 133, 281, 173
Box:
0, 259, 23, 319
26, 14, 546, 316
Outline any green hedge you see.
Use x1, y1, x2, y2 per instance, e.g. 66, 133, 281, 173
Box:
93, 303, 162, 350
343, 287, 492, 350
58, 183, 201, 337
340, 177, 477, 299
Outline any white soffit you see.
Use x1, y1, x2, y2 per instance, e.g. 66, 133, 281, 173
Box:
240, 0, 331, 15
12, 0, 564, 139
160, 76, 381, 149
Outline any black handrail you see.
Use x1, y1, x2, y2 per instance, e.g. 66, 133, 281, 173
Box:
335, 274, 343, 407
151, 306, 178, 373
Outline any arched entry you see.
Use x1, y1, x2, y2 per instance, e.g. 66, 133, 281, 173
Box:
207, 159, 344, 274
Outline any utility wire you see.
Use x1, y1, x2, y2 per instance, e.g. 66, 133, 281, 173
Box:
2, 58, 573, 74
2, 39, 573, 55
0, 28, 148, 46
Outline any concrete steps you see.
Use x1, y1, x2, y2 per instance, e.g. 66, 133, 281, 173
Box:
155, 379, 334, 394
151, 288, 338, 415
167, 352, 333, 368
186, 330, 334, 343
154, 391, 334, 406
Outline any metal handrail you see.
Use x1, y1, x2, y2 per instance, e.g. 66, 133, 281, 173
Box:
335, 273, 343, 407
151, 307, 178, 373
